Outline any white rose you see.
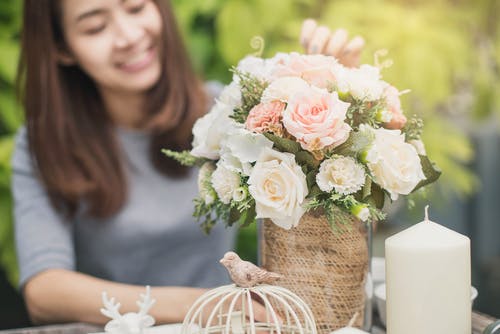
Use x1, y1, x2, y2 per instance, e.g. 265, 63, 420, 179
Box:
191, 102, 235, 159
316, 156, 366, 195
336, 65, 384, 101
248, 147, 308, 229
261, 77, 310, 103
220, 127, 274, 175
211, 164, 241, 204
361, 125, 426, 200
218, 81, 242, 110
197, 162, 216, 205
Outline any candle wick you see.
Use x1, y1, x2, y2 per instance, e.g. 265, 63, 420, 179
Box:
425, 205, 429, 221
348, 312, 359, 327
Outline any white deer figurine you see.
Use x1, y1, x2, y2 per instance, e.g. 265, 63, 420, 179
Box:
100, 286, 156, 334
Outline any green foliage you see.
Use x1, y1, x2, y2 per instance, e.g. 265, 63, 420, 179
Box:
161, 149, 205, 167
0, 0, 22, 286
230, 69, 269, 123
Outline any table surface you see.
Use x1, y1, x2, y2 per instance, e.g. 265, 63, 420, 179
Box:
0, 311, 498, 334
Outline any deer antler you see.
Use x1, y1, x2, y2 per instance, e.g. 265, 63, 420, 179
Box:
100, 292, 123, 320
137, 286, 156, 316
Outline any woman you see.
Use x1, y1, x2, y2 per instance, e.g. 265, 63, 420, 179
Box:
13, 0, 363, 325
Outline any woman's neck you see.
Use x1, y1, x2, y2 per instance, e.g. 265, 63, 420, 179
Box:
99, 88, 148, 130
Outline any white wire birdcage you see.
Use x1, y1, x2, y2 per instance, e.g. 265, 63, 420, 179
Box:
181, 283, 317, 334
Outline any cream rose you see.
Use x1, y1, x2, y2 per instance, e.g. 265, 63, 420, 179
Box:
316, 156, 366, 195
248, 148, 308, 229
361, 125, 426, 200
283, 88, 351, 152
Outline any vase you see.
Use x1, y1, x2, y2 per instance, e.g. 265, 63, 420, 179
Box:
259, 206, 372, 333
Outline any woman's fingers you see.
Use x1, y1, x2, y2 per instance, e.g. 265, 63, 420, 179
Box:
307, 25, 331, 54
300, 19, 365, 67
300, 19, 317, 50
339, 35, 365, 67
324, 28, 349, 57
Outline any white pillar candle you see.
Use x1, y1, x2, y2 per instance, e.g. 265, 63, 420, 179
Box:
385, 206, 471, 334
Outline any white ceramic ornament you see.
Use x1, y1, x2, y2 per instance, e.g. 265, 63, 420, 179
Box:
100, 285, 156, 334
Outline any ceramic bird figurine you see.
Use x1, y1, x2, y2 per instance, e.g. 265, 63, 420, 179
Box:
220, 251, 282, 288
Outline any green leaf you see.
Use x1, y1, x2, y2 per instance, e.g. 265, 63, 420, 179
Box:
238, 205, 256, 228
362, 176, 372, 200
263, 133, 301, 154
305, 170, 316, 189
412, 155, 442, 192
367, 182, 385, 209
295, 150, 320, 170
307, 185, 322, 199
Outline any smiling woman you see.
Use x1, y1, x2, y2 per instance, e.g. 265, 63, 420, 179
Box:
13, 0, 240, 326
12, 0, 366, 327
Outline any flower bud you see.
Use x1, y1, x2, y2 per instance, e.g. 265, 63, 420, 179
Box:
351, 204, 370, 222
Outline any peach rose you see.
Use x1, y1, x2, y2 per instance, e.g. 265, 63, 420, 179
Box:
383, 85, 407, 129
272, 53, 337, 89
283, 89, 351, 152
245, 101, 285, 135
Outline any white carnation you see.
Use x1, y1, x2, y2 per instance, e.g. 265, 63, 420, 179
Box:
316, 156, 366, 195
360, 124, 426, 200
336, 65, 385, 101
248, 147, 308, 229
211, 164, 241, 204
261, 77, 310, 103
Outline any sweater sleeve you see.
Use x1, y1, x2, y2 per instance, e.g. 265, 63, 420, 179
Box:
11, 127, 75, 288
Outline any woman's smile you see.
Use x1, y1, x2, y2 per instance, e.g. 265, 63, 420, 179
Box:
117, 44, 158, 73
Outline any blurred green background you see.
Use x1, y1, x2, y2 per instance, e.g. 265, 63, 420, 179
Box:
0, 0, 499, 328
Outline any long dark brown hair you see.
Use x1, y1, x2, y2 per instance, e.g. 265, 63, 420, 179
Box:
17, 0, 207, 218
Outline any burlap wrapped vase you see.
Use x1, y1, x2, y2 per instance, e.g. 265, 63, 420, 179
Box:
260, 206, 372, 333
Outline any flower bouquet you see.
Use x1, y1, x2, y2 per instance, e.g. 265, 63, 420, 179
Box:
164, 50, 440, 331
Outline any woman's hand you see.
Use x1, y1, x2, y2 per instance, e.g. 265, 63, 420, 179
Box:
300, 18, 364, 68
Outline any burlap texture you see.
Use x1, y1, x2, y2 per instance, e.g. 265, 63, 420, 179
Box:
260, 207, 369, 333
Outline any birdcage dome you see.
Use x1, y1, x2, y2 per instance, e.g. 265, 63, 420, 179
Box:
181, 283, 317, 334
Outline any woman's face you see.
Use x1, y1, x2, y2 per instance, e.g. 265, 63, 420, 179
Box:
60, 0, 163, 94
